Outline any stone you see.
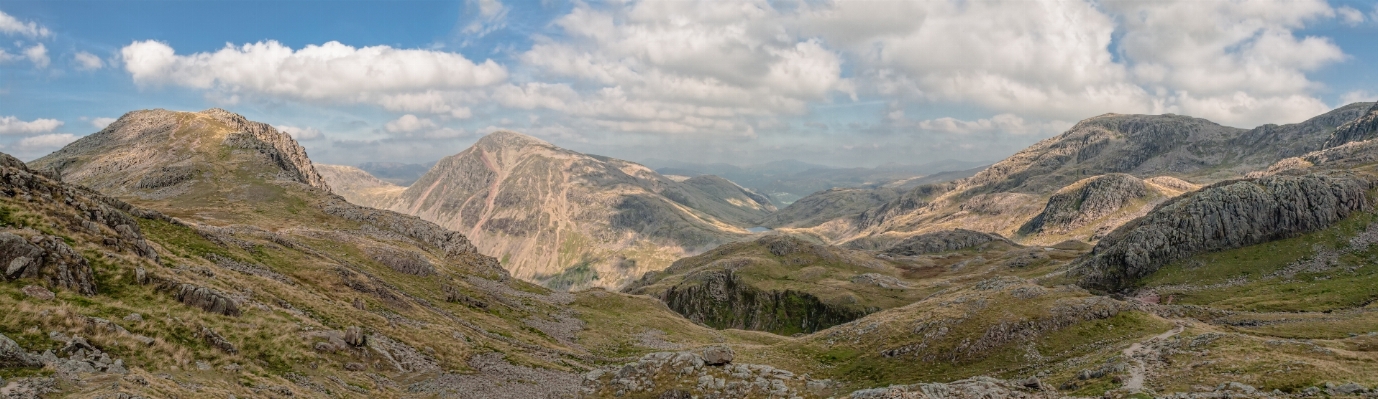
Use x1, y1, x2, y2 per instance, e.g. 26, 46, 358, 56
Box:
123, 313, 144, 322
344, 362, 366, 371
21, 284, 54, 300
0, 333, 43, 368
1332, 383, 1367, 395
344, 326, 367, 347
199, 326, 237, 354
700, 345, 734, 366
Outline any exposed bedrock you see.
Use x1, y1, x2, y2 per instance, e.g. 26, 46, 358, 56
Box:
1019, 174, 1148, 235
1073, 173, 1371, 292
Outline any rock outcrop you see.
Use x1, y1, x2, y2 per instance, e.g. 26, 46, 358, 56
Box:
1323, 102, 1378, 148
0, 233, 98, 296
659, 269, 867, 335
1074, 173, 1371, 292
580, 350, 837, 398
882, 229, 1014, 256
1018, 174, 1148, 235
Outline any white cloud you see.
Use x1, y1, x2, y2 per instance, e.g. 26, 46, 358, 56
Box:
17, 133, 77, 151
275, 125, 324, 140
1337, 6, 1365, 26
1340, 90, 1377, 105
384, 114, 437, 133
74, 51, 104, 70
120, 40, 507, 103
0, 49, 13, 63
23, 43, 48, 68
516, 1, 848, 136
90, 117, 117, 129
0, 116, 62, 135
462, 0, 509, 37
0, 10, 50, 38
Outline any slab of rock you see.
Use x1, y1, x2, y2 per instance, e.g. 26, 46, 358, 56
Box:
21, 284, 54, 300
344, 326, 366, 347
0, 233, 97, 295
700, 346, 734, 366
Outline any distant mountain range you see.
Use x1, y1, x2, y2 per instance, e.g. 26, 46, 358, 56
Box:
642, 157, 989, 206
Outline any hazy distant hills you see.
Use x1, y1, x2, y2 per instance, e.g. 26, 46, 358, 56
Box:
322, 131, 776, 289
356, 161, 434, 186
643, 158, 988, 206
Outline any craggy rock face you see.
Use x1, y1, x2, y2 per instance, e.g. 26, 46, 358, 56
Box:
883, 229, 1014, 256
1018, 174, 1149, 235
1074, 173, 1371, 292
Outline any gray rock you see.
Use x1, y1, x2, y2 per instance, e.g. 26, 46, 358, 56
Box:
21, 284, 54, 300
1018, 173, 1148, 235
344, 326, 366, 347
0, 233, 97, 295
884, 229, 1014, 256
1075, 173, 1370, 292
166, 283, 241, 316
344, 362, 366, 371
123, 313, 143, 322
1332, 382, 1368, 395
0, 333, 43, 368
199, 326, 237, 354
700, 346, 734, 366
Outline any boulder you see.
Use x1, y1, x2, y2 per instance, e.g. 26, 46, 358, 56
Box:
884, 229, 1013, 256
0, 333, 43, 368
700, 346, 734, 366
344, 326, 366, 347
21, 284, 54, 300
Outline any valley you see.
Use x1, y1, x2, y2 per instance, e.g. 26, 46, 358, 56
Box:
2, 103, 1378, 398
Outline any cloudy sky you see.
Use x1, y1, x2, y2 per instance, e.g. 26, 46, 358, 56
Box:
3, 0, 1377, 167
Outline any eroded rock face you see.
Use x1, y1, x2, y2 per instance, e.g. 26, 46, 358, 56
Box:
883, 229, 1014, 256
1019, 174, 1148, 235
659, 269, 866, 335
0, 232, 98, 296
1323, 102, 1378, 148
1074, 173, 1371, 292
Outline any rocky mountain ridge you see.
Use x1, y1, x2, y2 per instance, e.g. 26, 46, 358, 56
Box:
321, 130, 777, 290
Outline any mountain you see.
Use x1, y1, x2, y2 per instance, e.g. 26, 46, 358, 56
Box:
643, 158, 988, 206
356, 161, 434, 186
321, 131, 776, 290
769, 103, 1377, 248
314, 164, 404, 205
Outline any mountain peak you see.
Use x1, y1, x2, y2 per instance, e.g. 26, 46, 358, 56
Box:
475, 130, 551, 150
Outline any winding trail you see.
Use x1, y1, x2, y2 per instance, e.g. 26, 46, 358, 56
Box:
1123, 323, 1186, 392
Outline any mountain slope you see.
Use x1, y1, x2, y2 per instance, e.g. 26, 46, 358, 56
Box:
769, 103, 1376, 248
323, 131, 775, 290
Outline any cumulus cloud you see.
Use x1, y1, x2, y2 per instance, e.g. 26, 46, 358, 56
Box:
120, 40, 507, 105
24, 43, 48, 68
0, 9, 50, 38
516, 1, 848, 136
275, 125, 324, 140
384, 114, 437, 133
90, 117, 117, 129
1337, 6, 1365, 26
74, 51, 104, 70
0, 116, 62, 135
16, 133, 77, 151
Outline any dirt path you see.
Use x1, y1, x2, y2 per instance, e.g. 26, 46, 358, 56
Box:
1123, 323, 1186, 392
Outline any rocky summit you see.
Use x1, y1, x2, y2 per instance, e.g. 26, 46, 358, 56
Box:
5, 106, 1378, 399
321, 130, 776, 290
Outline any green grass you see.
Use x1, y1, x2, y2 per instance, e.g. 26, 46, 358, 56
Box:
1141, 212, 1378, 312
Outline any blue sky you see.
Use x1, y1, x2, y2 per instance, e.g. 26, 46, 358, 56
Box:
3, 0, 1377, 167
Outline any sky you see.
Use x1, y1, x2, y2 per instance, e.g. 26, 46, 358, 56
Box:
2, 0, 1377, 167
